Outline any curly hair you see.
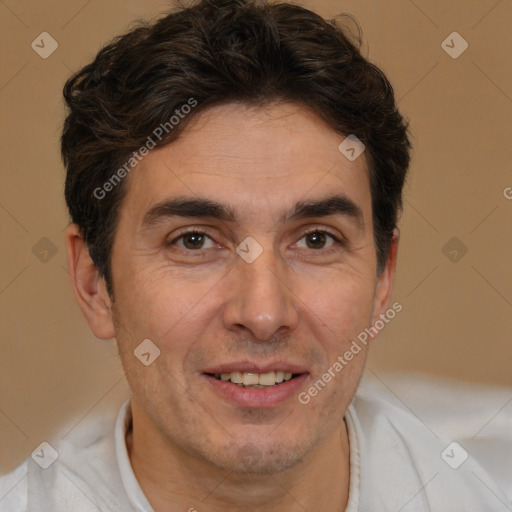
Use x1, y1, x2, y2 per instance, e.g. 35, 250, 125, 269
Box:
61, 0, 411, 294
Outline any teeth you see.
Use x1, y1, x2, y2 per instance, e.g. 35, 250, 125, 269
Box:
243, 373, 259, 386
216, 371, 295, 387
258, 372, 276, 386
230, 372, 243, 384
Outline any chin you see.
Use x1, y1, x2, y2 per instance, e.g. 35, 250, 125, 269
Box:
203, 436, 314, 476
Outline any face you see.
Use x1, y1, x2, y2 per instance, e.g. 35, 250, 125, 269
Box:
77, 102, 395, 475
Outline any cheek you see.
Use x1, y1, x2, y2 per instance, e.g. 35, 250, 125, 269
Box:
301, 270, 375, 340
297, 277, 373, 410
112, 263, 190, 336
112, 265, 222, 381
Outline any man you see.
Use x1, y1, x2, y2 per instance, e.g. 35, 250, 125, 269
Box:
1, 0, 510, 510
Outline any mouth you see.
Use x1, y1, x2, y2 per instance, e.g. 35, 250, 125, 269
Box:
201, 363, 309, 407
206, 371, 300, 388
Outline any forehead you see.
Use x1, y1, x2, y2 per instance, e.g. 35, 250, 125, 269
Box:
121, 102, 372, 225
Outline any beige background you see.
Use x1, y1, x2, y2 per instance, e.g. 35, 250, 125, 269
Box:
1, 0, 511, 474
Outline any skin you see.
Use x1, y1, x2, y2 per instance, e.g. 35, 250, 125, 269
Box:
66, 102, 398, 512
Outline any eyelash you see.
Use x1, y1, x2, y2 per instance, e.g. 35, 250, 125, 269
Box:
168, 227, 344, 252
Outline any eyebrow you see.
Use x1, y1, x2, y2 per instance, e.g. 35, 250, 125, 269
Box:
141, 193, 364, 230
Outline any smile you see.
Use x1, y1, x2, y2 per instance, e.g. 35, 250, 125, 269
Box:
202, 370, 309, 408
208, 371, 297, 388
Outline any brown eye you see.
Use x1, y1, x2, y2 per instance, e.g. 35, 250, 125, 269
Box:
306, 231, 328, 249
170, 231, 216, 250
296, 230, 338, 250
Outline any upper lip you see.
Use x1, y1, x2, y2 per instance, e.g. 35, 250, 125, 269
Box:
202, 360, 309, 374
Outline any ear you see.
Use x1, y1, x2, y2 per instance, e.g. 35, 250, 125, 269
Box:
65, 224, 115, 340
370, 228, 399, 326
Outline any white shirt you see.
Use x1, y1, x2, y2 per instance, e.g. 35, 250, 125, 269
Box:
1, 374, 511, 511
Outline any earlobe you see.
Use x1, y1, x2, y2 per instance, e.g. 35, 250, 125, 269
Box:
371, 228, 399, 325
65, 224, 115, 340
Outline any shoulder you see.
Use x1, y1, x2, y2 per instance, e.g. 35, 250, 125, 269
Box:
354, 372, 512, 437
0, 399, 132, 512
0, 461, 28, 512
349, 372, 512, 510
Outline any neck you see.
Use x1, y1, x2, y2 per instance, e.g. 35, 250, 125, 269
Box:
126, 405, 351, 512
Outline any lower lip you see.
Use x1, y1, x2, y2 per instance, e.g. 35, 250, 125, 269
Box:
203, 373, 309, 408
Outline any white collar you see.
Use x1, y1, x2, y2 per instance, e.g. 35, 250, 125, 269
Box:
115, 400, 155, 511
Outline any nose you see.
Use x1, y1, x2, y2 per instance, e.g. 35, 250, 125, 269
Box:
221, 245, 299, 342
